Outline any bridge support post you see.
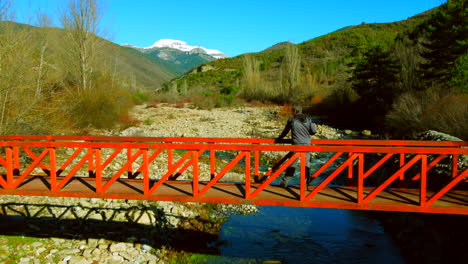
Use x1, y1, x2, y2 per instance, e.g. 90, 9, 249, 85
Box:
168, 146, 173, 169
254, 150, 260, 183
127, 143, 133, 178
49, 147, 56, 191
87, 140, 94, 178
95, 148, 102, 193
358, 153, 364, 204
143, 149, 149, 195
5, 147, 13, 189
453, 154, 459, 179
245, 151, 251, 199
210, 148, 215, 180
300, 152, 306, 201
13, 140, 19, 176
193, 151, 199, 197
420, 155, 427, 206
399, 153, 405, 181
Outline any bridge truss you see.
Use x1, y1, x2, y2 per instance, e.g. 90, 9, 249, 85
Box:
0, 135, 467, 214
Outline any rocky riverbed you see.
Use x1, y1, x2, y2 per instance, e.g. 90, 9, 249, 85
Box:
0, 104, 349, 264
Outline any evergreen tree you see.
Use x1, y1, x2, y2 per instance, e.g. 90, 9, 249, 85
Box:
450, 52, 468, 92
350, 45, 400, 113
418, 0, 468, 85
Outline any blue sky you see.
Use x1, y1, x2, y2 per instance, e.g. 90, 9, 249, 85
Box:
11, 0, 445, 57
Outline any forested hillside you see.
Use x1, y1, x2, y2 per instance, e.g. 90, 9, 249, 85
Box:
0, 1, 174, 135
163, 0, 467, 139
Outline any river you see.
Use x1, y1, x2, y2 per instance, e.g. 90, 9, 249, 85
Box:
202, 152, 406, 264
215, 206, 404, 264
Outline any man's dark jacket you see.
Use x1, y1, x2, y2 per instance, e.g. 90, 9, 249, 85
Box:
278, 113, 317, 145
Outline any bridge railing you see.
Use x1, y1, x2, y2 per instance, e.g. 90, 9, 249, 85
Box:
0, 135, 467, 213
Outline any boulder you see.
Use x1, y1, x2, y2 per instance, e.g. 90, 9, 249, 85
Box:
416, 130, 467, 182
417, 130, 463, 142
361, 130, 372, 136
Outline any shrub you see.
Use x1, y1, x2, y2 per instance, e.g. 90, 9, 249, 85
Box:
64, 83, 133, 130
385, 89, 468, 140
131, 89, 151, 104
220, 84, 239, 95
193, 94, 215, 110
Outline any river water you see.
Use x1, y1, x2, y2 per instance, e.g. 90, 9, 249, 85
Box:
208, 152, 406, 263
216, 206, 404, 264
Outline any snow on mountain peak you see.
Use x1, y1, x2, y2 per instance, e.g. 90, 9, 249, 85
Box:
144, 39, 227, 59
148, 39, 189, 50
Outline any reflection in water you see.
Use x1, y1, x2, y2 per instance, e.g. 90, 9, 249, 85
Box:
217, 206, 405, 264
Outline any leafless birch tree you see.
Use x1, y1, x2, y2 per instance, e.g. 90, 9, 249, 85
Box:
60, 0, 103, 91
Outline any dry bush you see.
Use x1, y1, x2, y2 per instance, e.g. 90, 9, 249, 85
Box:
63, 79, 134, 130
153, 91, 180, 103
119, 114, 141, 130
192, 95, 216, 110
386, 89, 468, 139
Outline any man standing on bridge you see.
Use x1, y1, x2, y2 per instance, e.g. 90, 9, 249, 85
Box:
276, 105, 317, 187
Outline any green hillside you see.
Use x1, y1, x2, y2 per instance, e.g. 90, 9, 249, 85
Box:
166, 12, 428, 95
162, 1, 467, 139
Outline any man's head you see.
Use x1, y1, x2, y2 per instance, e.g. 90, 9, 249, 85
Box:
292, 105, 302, 114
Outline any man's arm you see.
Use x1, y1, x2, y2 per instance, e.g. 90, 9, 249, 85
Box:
309, 119, 317, 135
277, 118, 292, 140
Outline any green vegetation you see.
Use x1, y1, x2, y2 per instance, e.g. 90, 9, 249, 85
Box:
160, 0, 467, 139
0, 235, 46, 263
416, 0, 467, 87
169, 253, 213, 264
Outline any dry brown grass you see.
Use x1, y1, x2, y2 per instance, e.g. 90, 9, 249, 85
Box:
386, 89, 468, 139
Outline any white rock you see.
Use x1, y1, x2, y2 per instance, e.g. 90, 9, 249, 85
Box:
109, 242, 127, 252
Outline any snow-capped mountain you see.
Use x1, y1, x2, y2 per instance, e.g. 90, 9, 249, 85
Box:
123, 39, 227, 59
122, 39, 227, 76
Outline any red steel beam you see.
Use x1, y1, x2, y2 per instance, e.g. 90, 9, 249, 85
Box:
0, 135, 466, 148
1, 141, 467, 156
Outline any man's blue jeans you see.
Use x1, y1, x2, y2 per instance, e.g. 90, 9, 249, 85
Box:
281, 148, 311, 186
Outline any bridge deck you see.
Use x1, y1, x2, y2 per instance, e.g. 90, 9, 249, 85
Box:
1, 176, 467, 215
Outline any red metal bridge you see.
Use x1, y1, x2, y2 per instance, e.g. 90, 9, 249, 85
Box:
0, 135, 467, 215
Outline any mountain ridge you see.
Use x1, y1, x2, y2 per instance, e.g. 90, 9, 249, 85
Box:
123, 39, 228, 76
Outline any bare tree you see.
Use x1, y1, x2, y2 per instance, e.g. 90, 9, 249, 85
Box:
0, 31, 35, 134
60, 0, 103, 91
0, 0, 11, 19
284, 44, 301, 98
33, 13, 54, 98
0, 0, 18, 134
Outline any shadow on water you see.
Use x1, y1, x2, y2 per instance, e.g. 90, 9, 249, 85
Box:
0, 202, 221, 255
